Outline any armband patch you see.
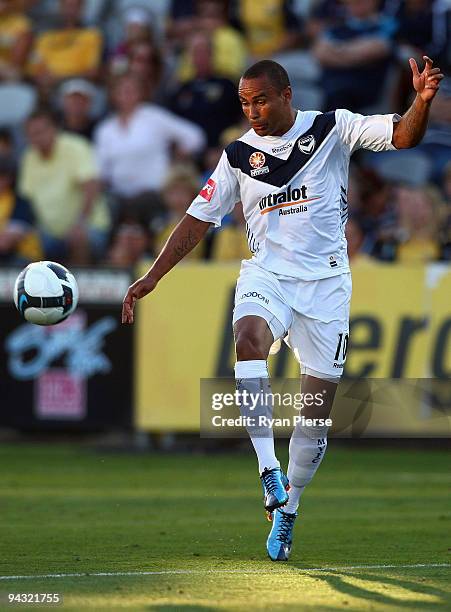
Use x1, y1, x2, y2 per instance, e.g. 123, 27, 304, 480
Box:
199, 178, 216, 202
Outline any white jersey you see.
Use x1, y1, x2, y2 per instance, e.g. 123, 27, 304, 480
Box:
187, 109, 400, 280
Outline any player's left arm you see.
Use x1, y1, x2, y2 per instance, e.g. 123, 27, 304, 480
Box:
392, 56, 444, 149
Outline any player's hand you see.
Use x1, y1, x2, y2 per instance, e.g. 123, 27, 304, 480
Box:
409, 56, 444, 103
121, 274, 158, 324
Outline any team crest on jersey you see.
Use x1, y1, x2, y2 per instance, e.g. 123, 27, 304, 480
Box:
199, 178, 216, 202
298, 135, 316, 155
249, 151, 266, 168
249, 151, 269, 176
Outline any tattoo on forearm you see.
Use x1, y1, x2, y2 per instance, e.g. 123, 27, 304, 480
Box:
172, 229, 201, 260
405, 108, 426, 145
150, 219, 208, 282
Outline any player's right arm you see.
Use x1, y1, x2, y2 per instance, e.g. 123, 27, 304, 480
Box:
335, 57, 443, 155
121, 214, 210, 324
122, 150, 240, 324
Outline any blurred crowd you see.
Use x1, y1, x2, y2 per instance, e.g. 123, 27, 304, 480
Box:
0, 0, 450, 267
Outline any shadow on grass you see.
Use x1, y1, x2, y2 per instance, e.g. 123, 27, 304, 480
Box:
304, 570, 450, 609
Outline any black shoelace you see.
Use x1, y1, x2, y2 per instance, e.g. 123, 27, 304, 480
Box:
261, 469, 280, 494
276, 512, 296, 543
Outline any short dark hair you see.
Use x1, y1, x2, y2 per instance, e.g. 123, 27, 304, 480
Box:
0, 155, 16, 180
27, 107, 59, 126
242, 60, 290, 92
0, 128, 12, 145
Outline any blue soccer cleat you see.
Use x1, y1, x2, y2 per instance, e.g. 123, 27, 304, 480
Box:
266, 508, 298, 561
260, 467, 289, 512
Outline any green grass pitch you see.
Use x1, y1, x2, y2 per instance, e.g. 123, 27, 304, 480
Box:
0, 442, 450, 611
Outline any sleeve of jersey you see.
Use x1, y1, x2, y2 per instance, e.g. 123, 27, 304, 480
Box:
186, 151, 240, 228
335, 108, 402, 155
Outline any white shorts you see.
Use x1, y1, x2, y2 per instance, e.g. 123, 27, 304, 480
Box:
232, 259, 352, 379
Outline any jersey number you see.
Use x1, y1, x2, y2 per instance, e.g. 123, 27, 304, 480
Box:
334, 332, 349, 361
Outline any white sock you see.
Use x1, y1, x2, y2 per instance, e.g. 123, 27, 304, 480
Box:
287, 422, 328, 512
284, 485, 304, 514
235, 359, 280, 474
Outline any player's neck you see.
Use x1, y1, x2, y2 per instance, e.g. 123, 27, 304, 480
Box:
270, 109, 297, 137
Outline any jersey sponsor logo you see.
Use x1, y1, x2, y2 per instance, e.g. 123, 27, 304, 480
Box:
298, 134, 316, 155
199, 178, 217, 202
249, 151, 269, 177
258, 184, 320, 215
250, 166, 269, 177
271, 142, 293, 154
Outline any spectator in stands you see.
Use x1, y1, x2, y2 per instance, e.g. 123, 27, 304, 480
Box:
346, 165, 362, 216
0, 155, 41, 263
431, 0, 451, 76
166, 0, 197, 52
107, 6, 165, 101
0, 0, 33, 81
443, 162, 451, 205
154, 165, 204, 259
107, 221, 152, 267
393, 0, 434, 56
313, 0, 398, 112
440, 163, 451, 260
218, 116, 250, 150
168, 32, 242, 147
345, 217, 367, 262
354, 169, 398, 261
391, 0, 436, 111
126, 39, 164, 101
305, 0, 347, 42
231, 0, 302, 59
0, 128, 14, 156
177, 0, 247, 83
395, 185, 443, 262
58, 78, 97, 140
211, 201, 250, 261
94, 74, 205, 228
29, 0, 103, 94
366, 79, 451, 185
109, 6, 156, 75
414, 79, 451, 183
19, 108, 110, 264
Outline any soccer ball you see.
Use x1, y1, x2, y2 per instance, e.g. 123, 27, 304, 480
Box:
14, 261, 79, 325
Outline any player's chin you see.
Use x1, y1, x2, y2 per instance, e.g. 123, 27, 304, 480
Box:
252, 124, 270, 136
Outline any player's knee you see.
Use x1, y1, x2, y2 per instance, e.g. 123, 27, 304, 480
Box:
235, 329, 269, 361
297, 420, 329, 442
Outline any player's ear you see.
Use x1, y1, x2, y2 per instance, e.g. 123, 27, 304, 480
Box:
282, 86, 292, 103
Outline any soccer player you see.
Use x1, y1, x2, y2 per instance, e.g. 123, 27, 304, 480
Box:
122, 57, 443, 561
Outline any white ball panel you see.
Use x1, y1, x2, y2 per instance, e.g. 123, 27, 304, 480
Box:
24, 262, 62, 298
24, 306, 65, 325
